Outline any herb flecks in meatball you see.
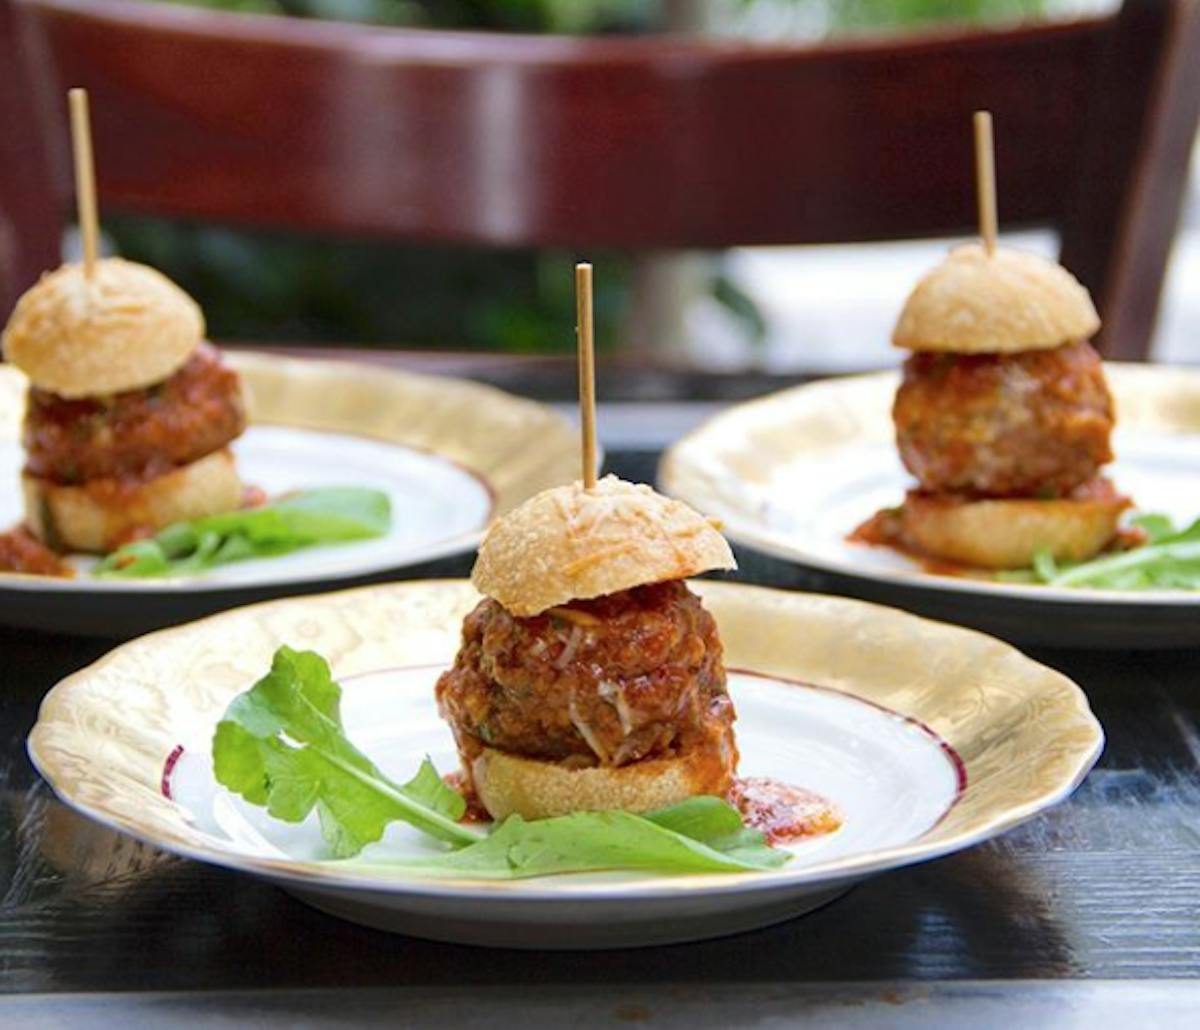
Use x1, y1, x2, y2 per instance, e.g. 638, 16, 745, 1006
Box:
435, 580, 733, 771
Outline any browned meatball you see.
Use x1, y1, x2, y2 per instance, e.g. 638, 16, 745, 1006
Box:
893, 340, 1114, 498
435, 580, 733, 770
24, 343, 245, 486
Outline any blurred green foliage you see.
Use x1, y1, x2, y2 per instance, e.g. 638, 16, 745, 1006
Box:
155, 0, 655, 31
788, 0, 1049, 29
108, 216, 632, 351
111, 0, 1048, 351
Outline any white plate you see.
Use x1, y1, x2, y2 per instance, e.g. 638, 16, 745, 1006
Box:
0, 425, 493, 589
0, 353, 578, 635
28, 580, 1102, 949
660, 365, 1200, 648
173, 667, 957, 874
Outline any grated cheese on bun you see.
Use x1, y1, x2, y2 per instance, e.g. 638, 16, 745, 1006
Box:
471, 474, 735, 616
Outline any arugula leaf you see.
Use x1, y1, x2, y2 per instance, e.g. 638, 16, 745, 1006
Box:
96, 487, 391, 578
343, 796, 786, 879
365, 804, 787, 880
1023, 513, 1200, 591
1130, 512, 1179, 545
212, 646, 481, 855
644, 795, 784, 866
213, 647, 792, 878
1032, 549, 1060, 584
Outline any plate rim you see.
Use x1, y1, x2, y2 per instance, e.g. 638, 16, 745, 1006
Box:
26, 578, 1104, 903
0, 352, 581, 595
659, 364, 1200, 608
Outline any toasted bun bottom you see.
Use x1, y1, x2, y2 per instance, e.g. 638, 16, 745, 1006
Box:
902, 487, 1128, 570
23, 448, 243, 554
471, 736, 738, 821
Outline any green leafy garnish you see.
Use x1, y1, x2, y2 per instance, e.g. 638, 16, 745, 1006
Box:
96, 487, 391, 578
213, 646, 481, 855
212, 647, 788, 878
359, 799, 787, 880
1131, 512, 1181, 545
1025, 513, 1200, 590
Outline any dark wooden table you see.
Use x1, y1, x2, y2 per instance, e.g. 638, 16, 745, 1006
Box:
1, 413, 1198, 1024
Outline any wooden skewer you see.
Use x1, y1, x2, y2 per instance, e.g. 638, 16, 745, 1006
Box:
68, 88, 101, 277
973, 110, 998, 256
575, 262, 597, 490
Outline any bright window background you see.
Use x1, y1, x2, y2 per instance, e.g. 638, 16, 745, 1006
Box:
681, 0, 1196, 371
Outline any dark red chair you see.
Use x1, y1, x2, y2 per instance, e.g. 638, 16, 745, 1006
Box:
2, 0, 1197, 358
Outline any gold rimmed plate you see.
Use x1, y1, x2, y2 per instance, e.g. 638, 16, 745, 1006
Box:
28, 579, 1101, 948
0, 353, 578, 635
660, 364, 1200, 649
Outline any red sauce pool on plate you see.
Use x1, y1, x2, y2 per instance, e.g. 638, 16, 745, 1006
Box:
0, 525, 73, 577
444, 770, 491, 824
729, 776, 842, 844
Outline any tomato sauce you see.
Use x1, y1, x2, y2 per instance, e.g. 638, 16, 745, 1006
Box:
24, 343, 245, 486
0, 525, 73, 577
728, 776, 842, 844
443, 769, 491, 824
242, 484, 269, 509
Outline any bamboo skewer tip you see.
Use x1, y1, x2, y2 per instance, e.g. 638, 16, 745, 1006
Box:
68, 87, 101, 278
575, 262, 597, 491
973, 110, 999, 257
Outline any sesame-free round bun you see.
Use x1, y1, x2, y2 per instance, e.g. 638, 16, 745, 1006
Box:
23, 448, 242, 554
3, 258, 204, 398
892, 244, 1100, 354
901, 481, 1128, 570
471, 735, 738, 821
472, 475, 735, 616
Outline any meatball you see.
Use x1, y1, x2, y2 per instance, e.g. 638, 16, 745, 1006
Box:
435, 580, 733, 770
893, 340, 1114, 498
24, 343, 245, 485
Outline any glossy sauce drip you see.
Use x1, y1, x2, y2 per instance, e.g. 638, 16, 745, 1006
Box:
242, 484, 269, 509
0, 526, 73, 577
443, 770, 490, 824
847, 507, 976, 578
728, 776, 842, 844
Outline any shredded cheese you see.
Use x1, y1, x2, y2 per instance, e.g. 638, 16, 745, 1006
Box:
546, 606, 603, 627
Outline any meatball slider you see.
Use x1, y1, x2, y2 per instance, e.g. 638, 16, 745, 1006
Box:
436, 474, 738, 821
3, 258, 246, 552
887, 243, 1126, 569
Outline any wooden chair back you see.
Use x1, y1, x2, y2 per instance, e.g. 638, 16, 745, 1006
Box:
3, 0, 1197, 357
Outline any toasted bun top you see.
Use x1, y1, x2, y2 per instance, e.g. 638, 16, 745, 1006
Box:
892, 244, 1100, 354
472, 475, 736, 616
2, 258, 204, 398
